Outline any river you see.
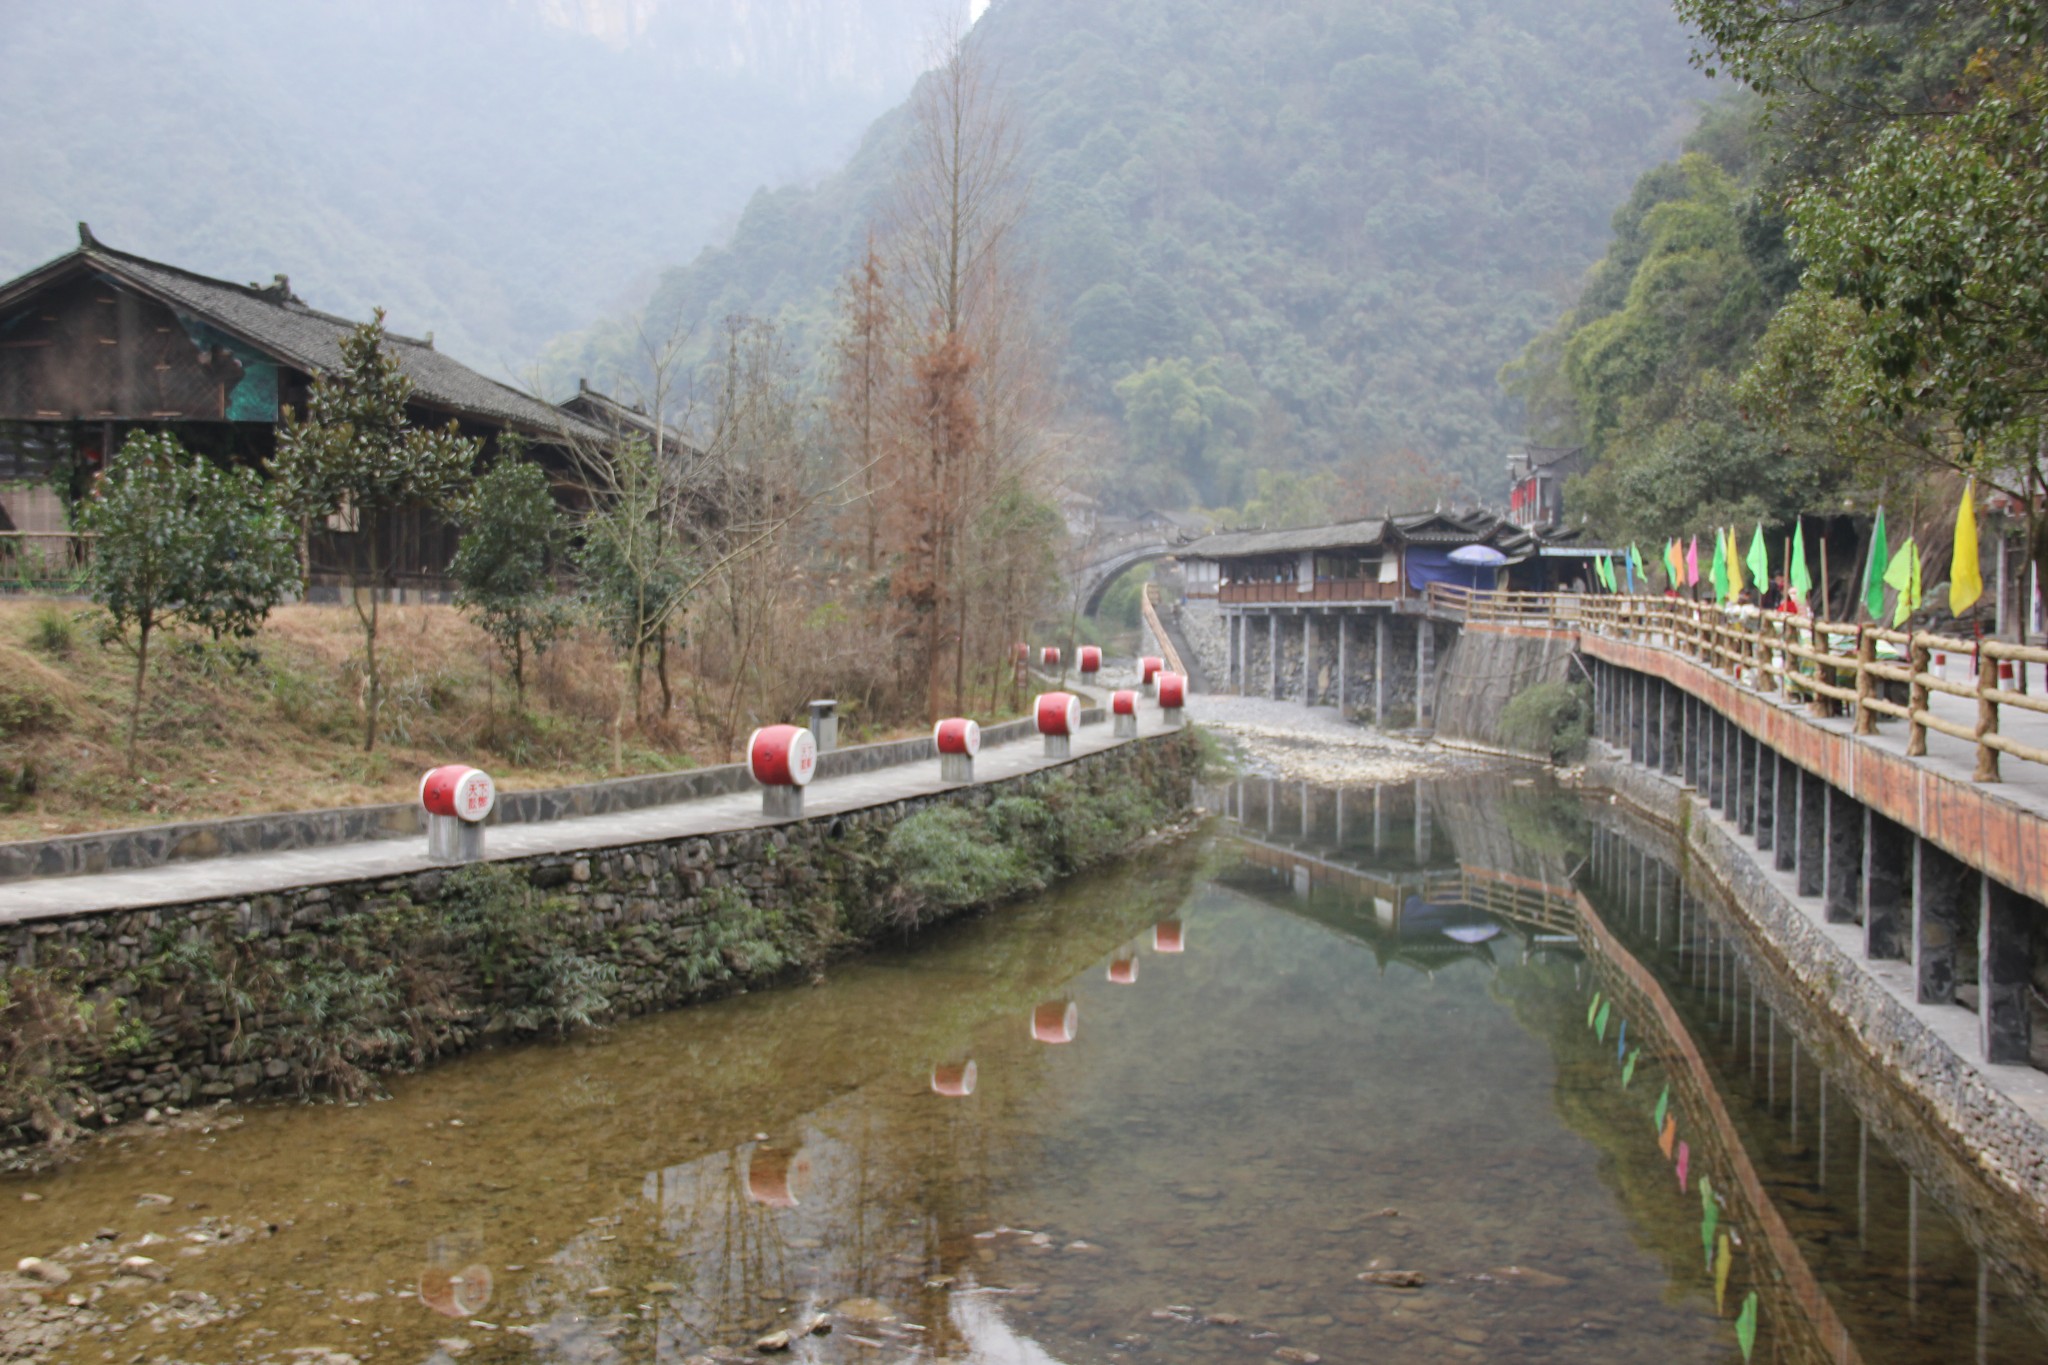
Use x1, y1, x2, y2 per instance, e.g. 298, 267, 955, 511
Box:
4, 771, 2046, 1364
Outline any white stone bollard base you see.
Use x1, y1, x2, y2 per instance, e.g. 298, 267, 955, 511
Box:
1113, 713, 1138, 739
940, 751, 975, 783
1143, 681, 1156, 699
426, 813, 485, 864
1162, 706, 1184, 729
1043, 734, 1072, 759
762, 785, 804, 819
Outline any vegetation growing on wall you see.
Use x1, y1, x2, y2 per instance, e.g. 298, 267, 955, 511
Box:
1500, 680, 1592, 765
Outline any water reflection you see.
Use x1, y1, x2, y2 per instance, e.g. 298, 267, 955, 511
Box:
6, 777, 2048, 1364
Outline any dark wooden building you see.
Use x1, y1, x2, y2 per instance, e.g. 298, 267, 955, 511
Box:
0, 224, 607, 596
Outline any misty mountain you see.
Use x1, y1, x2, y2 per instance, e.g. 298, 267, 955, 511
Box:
0, 0, 963, 376
556, 0, 1708, 507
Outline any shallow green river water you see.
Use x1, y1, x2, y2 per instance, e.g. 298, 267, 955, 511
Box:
6, 772, 2047, 1364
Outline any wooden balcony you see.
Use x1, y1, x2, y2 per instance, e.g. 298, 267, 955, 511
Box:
1219, 579, 1401, 605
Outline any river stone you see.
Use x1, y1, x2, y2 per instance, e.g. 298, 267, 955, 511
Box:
14, 1258, 69, 1286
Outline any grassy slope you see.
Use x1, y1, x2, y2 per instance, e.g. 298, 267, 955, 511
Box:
0, 599, 980, 843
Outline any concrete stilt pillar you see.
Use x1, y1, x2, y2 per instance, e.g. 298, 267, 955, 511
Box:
1684, 695, 1701, 788
1268, 614, 1280, 699
1824, 786, 1865, 925
1629, 673, 1646, 764
1772, 756, 1796, 871
1337, 615, 1349, 717
1862, 809, 1910, 959
1374, 613, 1388, 728
1413, 779, 1432, 861
1417, 622, 1436, 727
1797, 767, 1825, 898
1914, 838, 1969, 1004
1703, 712, 1723, 809
1981, 878, 2033, 1064
1303, 613, 1315, 706
1736, 733, 1756, 837
1661, 684, 1682, 775
1755, 743, 1776, 852
1721, 716, 1739, 814
1227, 614, 1239, 694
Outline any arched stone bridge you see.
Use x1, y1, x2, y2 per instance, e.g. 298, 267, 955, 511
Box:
1072, 530, 1187, 614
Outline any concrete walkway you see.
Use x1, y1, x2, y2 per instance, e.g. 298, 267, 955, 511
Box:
0, 711, 1185, 927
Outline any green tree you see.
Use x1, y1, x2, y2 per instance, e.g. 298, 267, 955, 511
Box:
273, 312, 478, 752
80, 432, 298, 770
451, 450, 571, 710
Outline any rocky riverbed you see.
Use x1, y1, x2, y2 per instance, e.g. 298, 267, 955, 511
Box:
1187, 692, 1495, 785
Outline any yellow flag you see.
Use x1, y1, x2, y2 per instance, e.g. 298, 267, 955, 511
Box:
1951, 479, 1983, 616
1727, 527, 1744, 596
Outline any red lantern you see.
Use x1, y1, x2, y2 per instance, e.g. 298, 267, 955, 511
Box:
934, 717, 982, 755
1157, 672, 1187, 708
747, 725, 818, 787
420, 765, 495, 823
1035, 692, 1080, 737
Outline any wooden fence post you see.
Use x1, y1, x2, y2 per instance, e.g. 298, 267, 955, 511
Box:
1854, 626, 1877, 735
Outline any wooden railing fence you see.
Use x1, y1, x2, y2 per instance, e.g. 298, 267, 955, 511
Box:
1427, 582, 2048, 783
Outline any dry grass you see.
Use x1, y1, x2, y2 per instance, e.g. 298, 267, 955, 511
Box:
0, 597, 1032, 842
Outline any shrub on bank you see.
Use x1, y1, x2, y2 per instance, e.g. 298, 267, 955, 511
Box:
1501, 680, 1592, 764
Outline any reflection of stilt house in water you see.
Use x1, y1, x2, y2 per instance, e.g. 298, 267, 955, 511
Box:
1175, 510, 1602, 726
0, 224, 626, 596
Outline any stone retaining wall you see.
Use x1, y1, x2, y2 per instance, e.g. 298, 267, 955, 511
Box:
0, 716, 1051, 884
1, 729, 1196, 1150
1587, 744, 2048, 1219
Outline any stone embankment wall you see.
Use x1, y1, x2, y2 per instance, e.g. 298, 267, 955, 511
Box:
1433, 624, 1581, 750
0, 731, 1200, 1151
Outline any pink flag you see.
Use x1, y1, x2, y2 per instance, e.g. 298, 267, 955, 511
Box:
1677, 1140, 1691, 1192
1686, 536, 1701, 587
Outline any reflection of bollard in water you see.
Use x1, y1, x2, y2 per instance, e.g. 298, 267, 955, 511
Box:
1036, 691, 1079, 759
807, 698, 839, 752
1031, 1000, 1078, 1043
1154, 919, 1185, 953
749, 724, 817, 818
745, 1144, 811, 1207
1139, 655, 1164, 698
931, 1060, 978, 1096
1157, 671, 1187, 728
420, 766, 495, 864
1108, 955, 1139, 983
935, 717, 980, 783
419, 1230, 492, 1318
1111, 689, 1139, 739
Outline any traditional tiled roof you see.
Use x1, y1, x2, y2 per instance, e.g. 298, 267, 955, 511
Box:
0, 225, 604, 441
557, 380, 702, 457
1176, 517, 1389, 560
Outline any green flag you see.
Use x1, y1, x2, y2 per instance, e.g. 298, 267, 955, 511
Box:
1746, 523, 1770, 597
1884, 537, 1922, 627
1862, 506, 1889, 619
1710, 531, 1729, 603
1789, 519, 1812, 612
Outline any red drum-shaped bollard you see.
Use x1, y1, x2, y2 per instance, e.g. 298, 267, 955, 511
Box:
421, 765, 495, 863
1078, 645, 1102, 675
749, 724, 818, 818
1036, 691, 1081, 759
1111, 688, 1140, 738
1041, 645, 1062, 669
935, 716, 981, 783
931, 1061, 978, 1096
1157, 670, 1187, 727
1139, 655, 1164, 696
1031, 1000, 1079, 1044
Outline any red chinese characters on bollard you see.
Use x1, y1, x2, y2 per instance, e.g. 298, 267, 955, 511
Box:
1036, 691, 1081, 759
421, 765, 495, 863
934, 717, 981, 783
1157, 670, 1187, 727
1111, 688, 1140, 738
1139, 655, 1164, 696
748, 723, 818, 818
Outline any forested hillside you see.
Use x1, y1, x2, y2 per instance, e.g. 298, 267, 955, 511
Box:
0, 0, 956, 372
554, 0, 1708, 511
